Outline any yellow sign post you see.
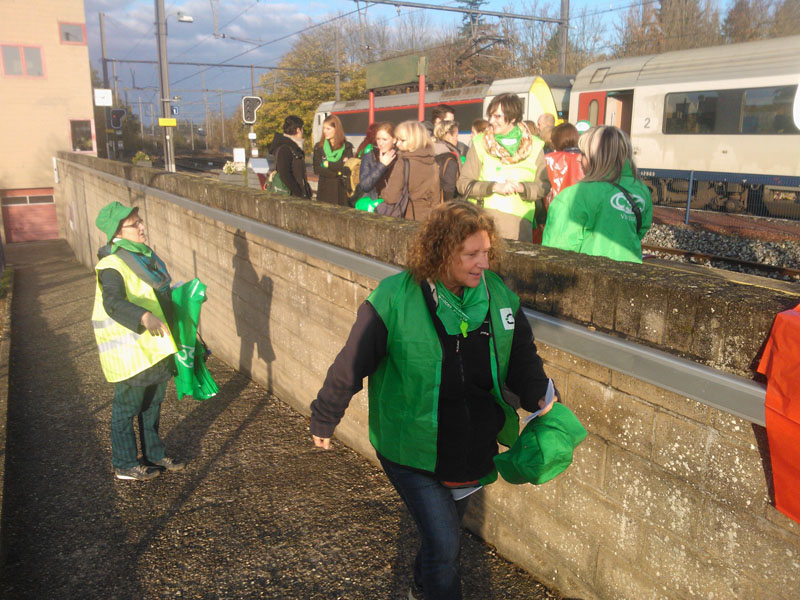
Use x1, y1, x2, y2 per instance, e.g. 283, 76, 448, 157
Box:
158, 118, 177, 127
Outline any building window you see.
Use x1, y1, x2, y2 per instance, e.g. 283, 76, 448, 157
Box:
1, 45, 43, 77
70, 120, 94, 152
59, 23, 86, 45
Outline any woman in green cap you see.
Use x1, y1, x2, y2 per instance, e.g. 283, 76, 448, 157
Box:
310, 201, 556, 600
92, 201, 185, 481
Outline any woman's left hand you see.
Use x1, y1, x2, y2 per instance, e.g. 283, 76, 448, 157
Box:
536, 386, 561, 417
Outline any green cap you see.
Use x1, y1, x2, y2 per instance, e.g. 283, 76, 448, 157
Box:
95, 201, 136, 243
494, 403, 587, 485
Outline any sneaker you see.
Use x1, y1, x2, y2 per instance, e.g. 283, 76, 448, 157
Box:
115, 465, 161, 481
150, 457, 186, 471
408, 580, 424, 600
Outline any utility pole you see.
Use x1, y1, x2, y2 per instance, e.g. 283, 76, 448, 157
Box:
138, 97, 145, 148
189, 118, 195, 151
99, 12, 113, 159
559, 0, 569, 74
149, 104, 155, 136
219, 91, 226, 148
335, 28, 341, 102
155, 0, 176, 172
202, 72, 210, 150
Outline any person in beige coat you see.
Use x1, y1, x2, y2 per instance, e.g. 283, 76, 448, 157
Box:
381, 121, 441, 222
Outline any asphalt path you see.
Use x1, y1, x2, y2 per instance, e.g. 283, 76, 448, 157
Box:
0, 240, 559, 600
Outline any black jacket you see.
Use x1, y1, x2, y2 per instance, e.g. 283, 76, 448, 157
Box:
358, 149, 394, 200
313, 141, 354, 206
268, 133, 311, 198
310, 281, 549, 482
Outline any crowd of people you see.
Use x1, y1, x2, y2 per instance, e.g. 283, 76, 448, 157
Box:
91, 95, 648, 600
268, 94, 652, 264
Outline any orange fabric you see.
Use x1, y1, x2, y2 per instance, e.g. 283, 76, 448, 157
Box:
757, 303, 800, 523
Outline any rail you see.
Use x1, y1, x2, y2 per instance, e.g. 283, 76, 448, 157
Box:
63, 160, 767, 426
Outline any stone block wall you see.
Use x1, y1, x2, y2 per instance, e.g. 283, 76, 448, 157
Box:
54, 154, 800, 599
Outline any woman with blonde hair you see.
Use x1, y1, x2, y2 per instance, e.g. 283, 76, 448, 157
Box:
378, 120, 440, 221
311, 201, 555, 600
433, 119, 462, 201
313, 114, 354, 206
542, 125, 652, 263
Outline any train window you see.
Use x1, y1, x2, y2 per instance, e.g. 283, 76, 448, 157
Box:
588, 100, 599, 126
664, 90, 740, 134
742, 86, 799, 134
590, 68, 609, 84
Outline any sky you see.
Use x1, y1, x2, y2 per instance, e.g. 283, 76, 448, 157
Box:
82, 0, 720, 126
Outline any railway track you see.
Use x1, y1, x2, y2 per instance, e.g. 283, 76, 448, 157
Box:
642, 244, 800, 281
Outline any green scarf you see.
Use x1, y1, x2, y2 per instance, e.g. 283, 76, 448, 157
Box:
323, 139, 345, 165
494, 125, 522, 157
358, 143, 373, 158
111, 238, 152, 257
435, 279, 489, 338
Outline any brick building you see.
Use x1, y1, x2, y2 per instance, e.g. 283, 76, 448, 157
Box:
0, 0, 94, 243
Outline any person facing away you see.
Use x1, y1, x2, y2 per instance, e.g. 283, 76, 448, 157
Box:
457, 93, 551, 242
357, 121, 397, 201
310, 201, 556, 600
313, 114, 354, 206
267, 115, 312, 199
542, 125, 653, 263
92, 201, 186, 481
544, 122, 586, 201
537, 112, 556, 153
433, 119, 462, 201
380, 120, 441, 222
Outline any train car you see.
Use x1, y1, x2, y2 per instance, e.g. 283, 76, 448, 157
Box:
313, 75, 572, 148
569, 35, 800, 217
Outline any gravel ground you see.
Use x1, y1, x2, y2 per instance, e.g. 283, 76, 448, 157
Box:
0, 240, 560, 600
643, 223, 800, 280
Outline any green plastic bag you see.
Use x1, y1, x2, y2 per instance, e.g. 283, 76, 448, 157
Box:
266, 171, 290, 195
171, 279, 219, 401
355, 196, 383, 212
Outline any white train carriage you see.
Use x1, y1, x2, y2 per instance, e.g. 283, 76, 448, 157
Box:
569, 36, 800, 217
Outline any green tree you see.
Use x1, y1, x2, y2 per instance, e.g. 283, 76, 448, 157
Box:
254, 21, 365, 156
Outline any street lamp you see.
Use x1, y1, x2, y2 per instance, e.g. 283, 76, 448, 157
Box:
155, 1, 192, 173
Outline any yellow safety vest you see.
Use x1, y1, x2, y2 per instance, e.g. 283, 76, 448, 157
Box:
92, 253, 177, 383
470, 132, 544, 225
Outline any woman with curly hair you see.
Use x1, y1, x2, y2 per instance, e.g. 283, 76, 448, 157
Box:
310, 202, 555, 600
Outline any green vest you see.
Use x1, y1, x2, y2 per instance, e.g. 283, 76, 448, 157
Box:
92, 254, 178, 383
366, 270, 521, 474
471, 131, 544, 225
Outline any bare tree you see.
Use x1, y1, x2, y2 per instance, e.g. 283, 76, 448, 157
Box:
771, 0, 800, 37
723, 0, 773, 43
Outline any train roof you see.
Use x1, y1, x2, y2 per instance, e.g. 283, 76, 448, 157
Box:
573, 35, 800, 91
321, 85, 490, 113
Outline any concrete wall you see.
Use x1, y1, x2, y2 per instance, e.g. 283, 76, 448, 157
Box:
55, 153, 800, 600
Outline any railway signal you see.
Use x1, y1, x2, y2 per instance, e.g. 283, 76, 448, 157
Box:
242, 96, 262, 125
110, 108, 126, 129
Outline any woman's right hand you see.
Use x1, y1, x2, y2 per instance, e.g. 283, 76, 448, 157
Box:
141, 312, 169, 337
379, 148, 396, 166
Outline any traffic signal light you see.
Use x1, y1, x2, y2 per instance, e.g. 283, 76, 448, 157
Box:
110, 108, 126, 129
242, 96, 262, 124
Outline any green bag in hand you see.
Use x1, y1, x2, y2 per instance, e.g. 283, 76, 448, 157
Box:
266, 171, 290, 195
171, 279, 219, 401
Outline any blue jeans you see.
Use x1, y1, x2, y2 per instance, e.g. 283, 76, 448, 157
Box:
379, 455, 472, 600
111, 380, 167, 469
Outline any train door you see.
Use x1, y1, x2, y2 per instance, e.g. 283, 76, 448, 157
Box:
605, 91, 633, 134
577, 92, 606, 126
